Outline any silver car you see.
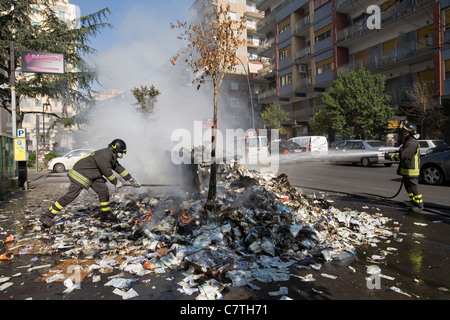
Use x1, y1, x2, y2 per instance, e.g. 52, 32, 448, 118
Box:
420, 150, 450, 185
329, 140, 399, 167
418, 140, 447, 156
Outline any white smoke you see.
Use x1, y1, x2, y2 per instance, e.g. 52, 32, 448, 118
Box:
73, 3, 217, 185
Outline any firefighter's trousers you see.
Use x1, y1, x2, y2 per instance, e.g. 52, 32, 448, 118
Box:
402, 176, 423, 209
48, 180, 111, 216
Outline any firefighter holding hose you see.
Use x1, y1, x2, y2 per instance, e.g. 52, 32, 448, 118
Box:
385, 123, 424, 212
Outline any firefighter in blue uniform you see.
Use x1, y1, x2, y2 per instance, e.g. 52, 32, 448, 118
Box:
40, 139, 141, 228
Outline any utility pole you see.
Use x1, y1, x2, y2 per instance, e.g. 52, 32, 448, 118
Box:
10, 41, 16, 139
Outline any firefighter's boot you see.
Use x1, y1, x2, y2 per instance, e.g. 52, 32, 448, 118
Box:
39, 211, 55, 228
100, 211, 118, 223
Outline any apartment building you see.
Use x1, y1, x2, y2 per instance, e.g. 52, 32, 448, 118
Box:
7, 1, 80, 152
257, 0, 450, 140
190, 0, 269, 130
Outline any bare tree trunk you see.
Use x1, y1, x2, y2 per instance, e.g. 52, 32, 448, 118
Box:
207, 85, 218, 209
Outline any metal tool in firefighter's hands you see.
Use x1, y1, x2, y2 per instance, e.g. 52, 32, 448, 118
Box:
123, 183, 179, 187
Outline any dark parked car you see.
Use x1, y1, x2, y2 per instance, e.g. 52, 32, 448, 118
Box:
420, 150, 450, 185
425, 144, 450, 156
278, 140, 305, 154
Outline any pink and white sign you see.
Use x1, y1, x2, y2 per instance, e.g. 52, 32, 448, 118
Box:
21, 51, 64, 74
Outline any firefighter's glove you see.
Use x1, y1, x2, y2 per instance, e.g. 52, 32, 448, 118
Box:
384, 152, 391, 160
116, 180, 123, 188
129, 178, 141, 188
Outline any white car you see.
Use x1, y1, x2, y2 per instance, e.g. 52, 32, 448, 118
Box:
47, 149, 93, 173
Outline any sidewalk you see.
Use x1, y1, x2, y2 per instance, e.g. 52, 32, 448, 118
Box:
26, 168, 50, 185
1, 168, 50, 199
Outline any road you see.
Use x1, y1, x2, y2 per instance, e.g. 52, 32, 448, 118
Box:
277, 154, 450, 211
0, 164, 449, 307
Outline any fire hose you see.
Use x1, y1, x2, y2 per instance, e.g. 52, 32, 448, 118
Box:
293, 181, 449, 218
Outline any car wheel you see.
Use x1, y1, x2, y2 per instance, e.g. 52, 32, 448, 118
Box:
384, 163, 393, 167
361, 157, 371, 167
421, 165, 444, 185
53, 163, 65, 173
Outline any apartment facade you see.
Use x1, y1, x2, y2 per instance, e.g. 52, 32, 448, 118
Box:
190, 0, 269, 130
3, 1, 80, 153
256, 0, 450, 141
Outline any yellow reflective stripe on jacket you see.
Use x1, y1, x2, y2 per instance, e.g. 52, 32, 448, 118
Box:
73, 152, 94, 167
119, 170, 129, 178
400, 167, 420, 176
390, 154, 399, 161
107, 174, 116, 181
69, 169, 90, 188
400, 147, 420, 176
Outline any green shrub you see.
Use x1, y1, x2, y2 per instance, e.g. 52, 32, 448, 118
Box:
44, 151, 59, 164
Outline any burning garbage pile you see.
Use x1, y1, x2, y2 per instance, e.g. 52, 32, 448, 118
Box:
132, 165, 392, 264
1, 164, 395, 299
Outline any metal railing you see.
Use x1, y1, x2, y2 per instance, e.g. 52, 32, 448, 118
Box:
0, 134, 16, 180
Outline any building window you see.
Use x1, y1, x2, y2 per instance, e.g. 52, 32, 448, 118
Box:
279, 24, 290, 34
316, 57, 334, 75
445, 60, 450, 80
280, 49, 288, 60
231, 98, 240, 107
280, 73, 292, 87
228, 12, 237, 21
314, 29, 331, 43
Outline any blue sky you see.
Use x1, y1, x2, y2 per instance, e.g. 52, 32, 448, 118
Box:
69, 0, 192, 89
71, 0, 191, 53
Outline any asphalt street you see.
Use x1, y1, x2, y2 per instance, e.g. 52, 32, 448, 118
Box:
0, 162, 449, 309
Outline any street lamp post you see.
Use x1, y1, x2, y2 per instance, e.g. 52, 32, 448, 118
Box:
235, 56, 255, 129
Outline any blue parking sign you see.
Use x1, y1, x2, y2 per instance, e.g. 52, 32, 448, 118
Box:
17, 129, 26, 138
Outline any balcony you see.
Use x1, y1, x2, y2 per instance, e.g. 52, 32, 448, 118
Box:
381, 42, 419, 65
293, 15, 310, 35
315, 70, 334, 85
278, 25, 292, 44
280, 83, 294, 96
258, 62, 275, 77
257, 37, 275, 55
279, 56, 292, 70
337, 40, 430, 75
295, 46, 311, 61
336, 0, 434, 44
258, 88, 277, 101
295, 77, 312, 90
336, 20, 370, 43
314, 37, 332, 54
337, 58, 368, 75
257, 10, 275, 35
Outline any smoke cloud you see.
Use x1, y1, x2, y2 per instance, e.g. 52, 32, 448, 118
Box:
74, 5, 214, 185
